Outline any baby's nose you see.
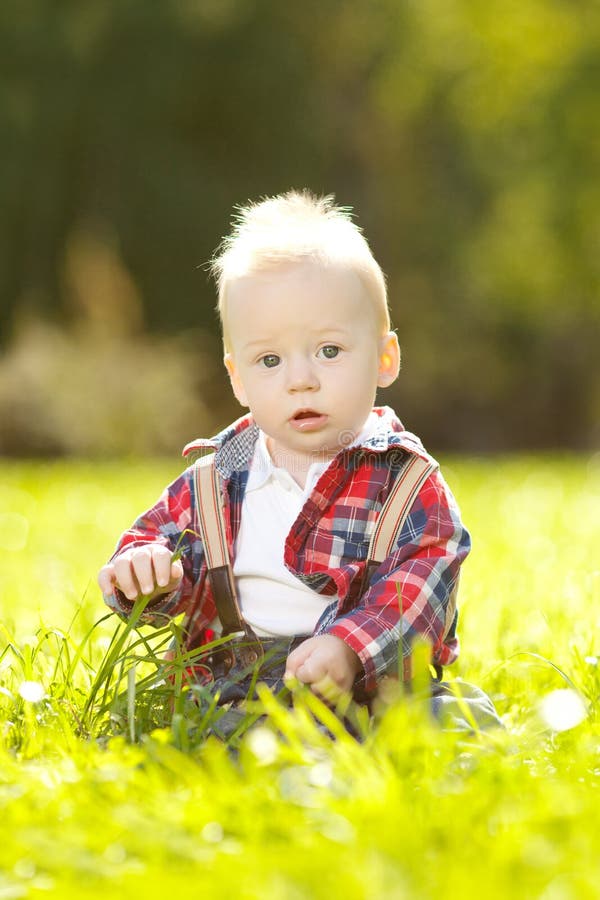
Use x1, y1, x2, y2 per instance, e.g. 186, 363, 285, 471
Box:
286, 358, 319, 392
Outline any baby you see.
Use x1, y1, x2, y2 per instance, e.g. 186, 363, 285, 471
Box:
98, 191, 470, 703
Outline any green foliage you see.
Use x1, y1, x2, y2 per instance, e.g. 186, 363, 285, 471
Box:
1, 1, 599, 450
0, 456, 599, 896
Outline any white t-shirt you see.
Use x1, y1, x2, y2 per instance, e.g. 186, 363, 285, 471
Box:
232, 414, 378, 638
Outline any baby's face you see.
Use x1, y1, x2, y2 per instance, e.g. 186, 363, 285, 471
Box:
224, 261, 399, 464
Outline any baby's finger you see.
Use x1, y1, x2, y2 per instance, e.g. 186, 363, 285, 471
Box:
130, 548, 156, 596
112, 554, 143, 600
151, 546, 175, 588
295, 655, 327, 686
170, 558, 184, 584
97, 564, 116, 595
284, 639, 313, 676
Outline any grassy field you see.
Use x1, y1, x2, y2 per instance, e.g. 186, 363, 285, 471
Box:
0, 456, 599, 898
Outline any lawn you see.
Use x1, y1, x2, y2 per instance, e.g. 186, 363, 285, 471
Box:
0, 455, 599, 898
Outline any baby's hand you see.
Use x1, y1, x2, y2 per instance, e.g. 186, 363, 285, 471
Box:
284, 634, 362, 699
97, 545, 183, 603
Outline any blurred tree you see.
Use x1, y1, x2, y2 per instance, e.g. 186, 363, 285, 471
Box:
0, 0, 598, 451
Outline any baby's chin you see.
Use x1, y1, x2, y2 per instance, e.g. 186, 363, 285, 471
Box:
285, 438, 356, 461
305, 427, 360, 452
266, 434, 341, 465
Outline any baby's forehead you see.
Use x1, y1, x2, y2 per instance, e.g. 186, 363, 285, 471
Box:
223, 258, 387, 351
228, 259, 373, 308
234, 256, 355, 284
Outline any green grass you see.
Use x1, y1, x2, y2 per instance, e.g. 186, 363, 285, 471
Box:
1, 455, 599, 898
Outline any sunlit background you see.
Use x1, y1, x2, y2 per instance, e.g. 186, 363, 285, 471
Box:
1, 0, 599, 457
1, 10, 600, 895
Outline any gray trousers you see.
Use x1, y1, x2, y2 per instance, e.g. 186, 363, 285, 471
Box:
194, 637, 502, 740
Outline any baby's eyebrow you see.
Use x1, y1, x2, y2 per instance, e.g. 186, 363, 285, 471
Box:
240, 338, 273, 350
239, 326, 351, 352
313, 328, 352, 341
318, 329, 349, 337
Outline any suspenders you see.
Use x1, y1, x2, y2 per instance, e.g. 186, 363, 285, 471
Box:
192, 451, 438, 682
357, 453, 437, 595
193, 456, 262, 672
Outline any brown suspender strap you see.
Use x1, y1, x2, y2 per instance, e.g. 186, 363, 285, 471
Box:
192, 454, 247, 638
363, 453, 438, 682
367, 454, 438, 565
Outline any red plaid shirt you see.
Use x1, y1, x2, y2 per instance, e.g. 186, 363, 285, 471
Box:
103, 407, 470, 692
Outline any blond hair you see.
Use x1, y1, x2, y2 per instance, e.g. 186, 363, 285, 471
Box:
211, 190, 389, 349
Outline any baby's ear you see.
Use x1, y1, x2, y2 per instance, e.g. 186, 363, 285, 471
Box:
224, 354, 249, 407
377, 332, 401, 388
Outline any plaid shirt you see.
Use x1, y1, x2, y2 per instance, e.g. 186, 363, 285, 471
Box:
104, 406, 470, 693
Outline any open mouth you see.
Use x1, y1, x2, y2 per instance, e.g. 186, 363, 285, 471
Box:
290, 409, 328, 431
293, 409, 319, 420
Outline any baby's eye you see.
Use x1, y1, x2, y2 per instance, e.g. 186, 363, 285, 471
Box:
260, 354, 280, 369
318, 345, 340, 360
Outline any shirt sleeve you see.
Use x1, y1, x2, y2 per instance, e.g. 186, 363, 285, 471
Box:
102, 466, 204, 627
326, 469, 470, 693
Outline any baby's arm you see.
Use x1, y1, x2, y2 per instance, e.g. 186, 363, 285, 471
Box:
98, 467, 199, 623
285, 634, 362, 697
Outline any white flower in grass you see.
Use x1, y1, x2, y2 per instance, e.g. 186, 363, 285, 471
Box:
538, 688, 587, 732
246, 726, 279, 765
18, 681, 45, 703
201, 822, 224, 843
